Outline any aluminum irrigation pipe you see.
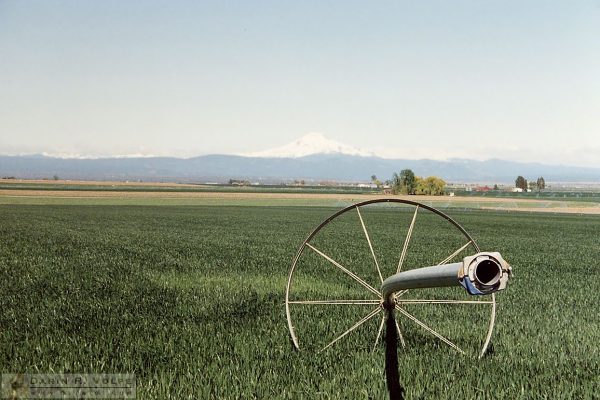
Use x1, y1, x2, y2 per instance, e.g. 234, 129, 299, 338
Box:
382, 252, 512, 307
381, 252, 511, 399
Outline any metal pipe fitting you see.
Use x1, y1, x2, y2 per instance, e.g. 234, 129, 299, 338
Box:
382, 252, 511, 306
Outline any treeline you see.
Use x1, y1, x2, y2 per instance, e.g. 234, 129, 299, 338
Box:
372, 169, 446, 195
515, 176, 546, 191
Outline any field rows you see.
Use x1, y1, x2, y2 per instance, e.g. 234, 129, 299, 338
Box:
1, 190, 600, 214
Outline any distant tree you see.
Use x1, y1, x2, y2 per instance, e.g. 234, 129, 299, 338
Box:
401, 169, 416, 194
528, 180, 537, 191
493, 184, 499, 191
391, 173, 400, 194
392, 169, 416, 194
53, 175, 59, 181
370, 174, 382, 188
414, 176, 446, 195
537, 177, 546, 191
229, 179, 250, 186
515, 176, 527, 191
414, 176, 425, 194
430, 177, 446, 195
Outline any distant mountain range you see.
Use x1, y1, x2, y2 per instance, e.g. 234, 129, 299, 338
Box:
1, 134, 599, 183
1, 153, 599, 184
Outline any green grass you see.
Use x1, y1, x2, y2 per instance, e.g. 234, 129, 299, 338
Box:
1, 204, 599, 399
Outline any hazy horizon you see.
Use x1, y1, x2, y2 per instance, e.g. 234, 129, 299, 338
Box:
2, 132, 600, 172
1, 1, 599, 166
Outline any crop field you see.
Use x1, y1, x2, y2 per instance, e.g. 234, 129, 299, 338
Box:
1, 200, 599, 399
0, 180, 378, 195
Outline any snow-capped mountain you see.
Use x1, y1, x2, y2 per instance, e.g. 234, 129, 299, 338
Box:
246, 132, 374, 158
3, 132, 600, 183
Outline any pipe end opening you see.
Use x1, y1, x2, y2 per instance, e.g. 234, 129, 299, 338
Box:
474, 259, 502, 287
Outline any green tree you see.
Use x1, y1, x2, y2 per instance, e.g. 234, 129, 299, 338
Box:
515, 176, 527, 191
392, 169, 416, 194
493, 184, 499, 191
414, 176, 446, 195
537, 177, 546, 191
429, 176, 446, 195
391, 173, 401, 194
414, 176, 426, 194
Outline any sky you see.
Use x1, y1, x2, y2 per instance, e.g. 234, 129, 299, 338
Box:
1, 1, 599, 166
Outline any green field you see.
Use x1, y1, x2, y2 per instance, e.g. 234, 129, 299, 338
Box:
451, 189, 600, 203
0, 181, 378, 195
1, 203, 599, 399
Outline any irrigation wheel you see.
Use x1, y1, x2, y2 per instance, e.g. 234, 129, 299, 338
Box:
285, 199, 496, 359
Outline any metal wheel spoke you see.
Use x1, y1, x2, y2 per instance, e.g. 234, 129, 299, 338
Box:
321, 306, 382, 352
372, 312, 386, 352
289, 299, 381, 305
356, 206, 384, 284
395, 305, 465, 354
398, 299, 493, 305
395, 318, 406, 348
397, 206, 419, 273
306, 243, 381, 298
436, 241, 472, 266
480, 294, 497, 359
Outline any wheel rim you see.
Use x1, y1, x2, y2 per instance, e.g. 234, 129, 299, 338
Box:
285, 199, 496, 358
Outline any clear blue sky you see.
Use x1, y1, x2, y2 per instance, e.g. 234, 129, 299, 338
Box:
1, 1, 599, 166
